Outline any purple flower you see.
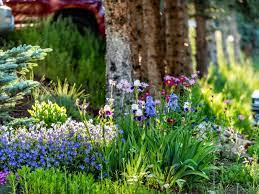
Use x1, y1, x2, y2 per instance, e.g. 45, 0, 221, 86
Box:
0, 171, 9, 185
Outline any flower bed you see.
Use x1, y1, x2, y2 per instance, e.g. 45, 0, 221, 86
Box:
0, 119, 117, 175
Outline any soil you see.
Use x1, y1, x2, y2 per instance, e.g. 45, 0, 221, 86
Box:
10, 95, 34, 118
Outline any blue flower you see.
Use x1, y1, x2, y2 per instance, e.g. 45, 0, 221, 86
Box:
168, 93, 179, 111
145, 96, 156, 117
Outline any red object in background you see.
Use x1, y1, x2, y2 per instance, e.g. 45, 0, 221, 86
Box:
3, 0, 105, 37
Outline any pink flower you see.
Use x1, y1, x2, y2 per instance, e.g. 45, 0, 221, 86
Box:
179, 75, 188, 83
238, 114, 245, 121
138, 100, 145, 107
189, 79, 196, 85
144, 92, 151, 98
155, 100, 161, 105
224, 99, 232, 104
161, 89, 166, 96
165, 95, 170, 102
164, 75, 175, 86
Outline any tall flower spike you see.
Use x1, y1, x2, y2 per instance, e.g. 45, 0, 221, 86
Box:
145, 96, 156, 117
168, 93, 179, 111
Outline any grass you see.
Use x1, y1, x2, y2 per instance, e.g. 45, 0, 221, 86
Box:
188, 27, 259, 136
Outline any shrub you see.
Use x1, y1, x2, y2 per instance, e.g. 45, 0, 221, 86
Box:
28, 101, 68, 126
0, 45, 51, 124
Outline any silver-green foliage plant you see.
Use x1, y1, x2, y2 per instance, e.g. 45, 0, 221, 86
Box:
28, 101, 68, 127
0, 45, 51, 123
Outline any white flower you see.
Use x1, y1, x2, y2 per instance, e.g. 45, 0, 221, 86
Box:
191, 73, 198, 79
104, 105, 112, 112
106, 98, 115, 105
133, 80, 141, 87
135, 109, 143, 117
109, 79, 116, 86
183, 102, 191, 112
163, 183, 170, 189
141, 82, 149, 88
131, 104, 139, 111
116, 80, 133, 93
116, 82, 123, 90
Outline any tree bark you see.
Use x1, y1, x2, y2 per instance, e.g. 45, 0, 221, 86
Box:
207, 20, 218, 66
169, 0, 193, 76
164, 0, 174, 75
159, 0, 166, 80
104, 1, 133, 108
128, 0, 142, 80
229, 11, 241, 64
142, 0, 163, 88
194, 0, 209, 77
220, 19, 230, 65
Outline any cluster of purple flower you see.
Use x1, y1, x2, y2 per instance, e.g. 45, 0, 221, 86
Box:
0, 119, 117, 174
0, 171, 8, 185
116, 79, 149, 93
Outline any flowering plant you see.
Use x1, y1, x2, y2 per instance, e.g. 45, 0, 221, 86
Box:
110, 74, 198, 127
0, 171, 8, 185
0, 119, 117, 174
28, 101, 68, 127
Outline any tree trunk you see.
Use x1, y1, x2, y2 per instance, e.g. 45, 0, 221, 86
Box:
229, 11, 241, 64
164, 0, 174, 75
207, 20, 218, 66
220, 19, 230, 65
142, 0, 163, 88
104, 1, 133, 109
128, 0, 143, 80
159, 0, 166, 80
194, 0, 209, 77
169, 0, 193, 76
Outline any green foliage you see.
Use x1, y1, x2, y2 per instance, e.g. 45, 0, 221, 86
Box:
248, 143, 259, 156
7, 167, 159, 194
28, 101, 68, 127
103, 116, 217, 191
199, 32, 259, 135
0, 45, 51, 124
218, 164, 253, 187
40, 79, 88, 119
3, 19, 106, 107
